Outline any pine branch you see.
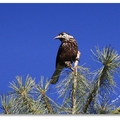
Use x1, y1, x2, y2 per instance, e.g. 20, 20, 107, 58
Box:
72, 51, 81, 114
82, 46, 120, 113
41, 90, 54, 114
0, 95, 10, 114
9, 75, 43, 114
82, 66, 107, 113
111, 107, 120, 114
35, 77, 54, 114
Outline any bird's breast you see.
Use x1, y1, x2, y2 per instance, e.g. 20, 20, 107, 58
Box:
58, 41, 78, 63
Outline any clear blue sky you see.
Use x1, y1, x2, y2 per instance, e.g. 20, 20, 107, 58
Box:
0, 3, 120, 103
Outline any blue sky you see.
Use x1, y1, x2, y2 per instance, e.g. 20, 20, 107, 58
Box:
0, 3, 120, 104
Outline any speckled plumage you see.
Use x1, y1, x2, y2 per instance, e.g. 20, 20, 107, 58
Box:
50, 32, 78, 84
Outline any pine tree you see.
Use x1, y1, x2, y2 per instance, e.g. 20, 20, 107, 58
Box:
0, 46, 120, 114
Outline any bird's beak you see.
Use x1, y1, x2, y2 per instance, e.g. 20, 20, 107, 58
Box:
54, 35, 60, 39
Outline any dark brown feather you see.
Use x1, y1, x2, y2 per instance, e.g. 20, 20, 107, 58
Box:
56, 38, 78, 67
50, 33, 78, 84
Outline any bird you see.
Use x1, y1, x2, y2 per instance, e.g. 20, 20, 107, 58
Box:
50, 32, 78, 84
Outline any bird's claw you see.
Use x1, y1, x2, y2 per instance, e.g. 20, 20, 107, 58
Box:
65, 61, 74, 71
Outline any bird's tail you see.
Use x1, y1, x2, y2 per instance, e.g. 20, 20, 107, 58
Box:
50, 65, 64, 84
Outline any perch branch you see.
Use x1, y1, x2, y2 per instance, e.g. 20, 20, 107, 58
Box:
72, 51, 81, 114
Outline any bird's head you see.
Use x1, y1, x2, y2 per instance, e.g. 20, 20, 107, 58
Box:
54, 32, 74, 41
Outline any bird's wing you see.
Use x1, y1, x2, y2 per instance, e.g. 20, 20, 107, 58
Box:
50, 44, 64, 84
55, 44, 63, 67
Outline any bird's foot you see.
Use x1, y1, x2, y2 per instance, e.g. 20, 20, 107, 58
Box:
70, 67, 74, 71
65, 61, 74, 71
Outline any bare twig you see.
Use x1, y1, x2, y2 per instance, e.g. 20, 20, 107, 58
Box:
72, 51, 81, 114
